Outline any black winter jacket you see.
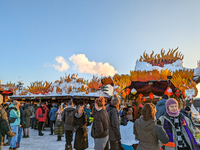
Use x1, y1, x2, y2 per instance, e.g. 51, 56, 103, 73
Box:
62, 106, 76, 131
106, 104, 121, 141
91, 109, 109, 139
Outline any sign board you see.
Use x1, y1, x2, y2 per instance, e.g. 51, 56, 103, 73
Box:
185, 89, 195, 98
4, 87, 9, 91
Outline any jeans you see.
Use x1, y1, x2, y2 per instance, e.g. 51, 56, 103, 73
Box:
10, 125, 19, 148
50, 120, 56, 134
31, 118, 35, 129
8, 136, 12, 143
65, 130, 73, 145
17, 126, 22, 144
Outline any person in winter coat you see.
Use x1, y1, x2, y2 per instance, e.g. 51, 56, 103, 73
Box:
30, 104, 36, 129
62, 100, 76, 150
36, 102, 47, 136
158, 98, 199, 150
156, 95, 169, 119
74, 106, 88, 150
180, 106, 195, 127
42, 103, 49, 131
49, 104, 58, 135
23, 104, 32, 138
9, 100, 21, 150
91, 97, 109, 150
106, 94, 121, 150
54, 105, 64, 141
16, 102, 24, 148
0, 104, 15, 150
134, 103, 169, 150
84, 104, 92, 126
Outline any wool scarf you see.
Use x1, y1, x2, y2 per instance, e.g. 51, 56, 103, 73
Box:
163, 113, 199, 150
57, 109, 62, 121
40, 106, 45, 114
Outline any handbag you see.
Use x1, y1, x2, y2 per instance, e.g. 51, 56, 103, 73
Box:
9, 117, 17, 123
39, 114, 44, 117
56, 121, 62, 126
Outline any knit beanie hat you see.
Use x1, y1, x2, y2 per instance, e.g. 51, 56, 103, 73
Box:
166, 98, 180, 116
185, 106, 191, 111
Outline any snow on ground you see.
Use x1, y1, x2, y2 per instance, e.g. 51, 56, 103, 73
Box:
2, 122, 137, 150
120, 121, 139, 145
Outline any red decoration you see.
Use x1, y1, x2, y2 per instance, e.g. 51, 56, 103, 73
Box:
149, 92, 154, 99
125, 88, 131, 95
138, 94, 143, 99
143, 98, 147, 102
164, 87, 173, 96
182, 92, 186, 98
175, 90, 180, 97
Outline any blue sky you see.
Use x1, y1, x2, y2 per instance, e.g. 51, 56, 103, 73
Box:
1, 1, 200, 96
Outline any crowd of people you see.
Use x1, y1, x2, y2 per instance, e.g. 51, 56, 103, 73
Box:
0, 94, 200, 150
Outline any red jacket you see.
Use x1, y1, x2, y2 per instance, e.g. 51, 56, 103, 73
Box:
36, 107, 46, 122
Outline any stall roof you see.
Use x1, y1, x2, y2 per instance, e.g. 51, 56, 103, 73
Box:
10, 90, 110, 99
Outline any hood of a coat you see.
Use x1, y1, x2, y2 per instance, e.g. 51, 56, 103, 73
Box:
9, 103, 15, 108
24, 104, 30, 109
106, 104, 116, 113
137, 116, 156, 130
156, 98, 166, 106
65, 106, 75, 112
51, 108, 58, 113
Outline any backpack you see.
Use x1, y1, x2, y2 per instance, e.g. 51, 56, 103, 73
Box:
66, 110, 74, 125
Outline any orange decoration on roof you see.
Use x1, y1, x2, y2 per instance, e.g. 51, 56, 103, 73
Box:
139, 48, 184, 67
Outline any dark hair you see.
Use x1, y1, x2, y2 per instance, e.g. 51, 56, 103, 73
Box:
111, 94, 120, 106
142, 103, 156, 121
69, 100, 73, 106
95, 96, 105, 108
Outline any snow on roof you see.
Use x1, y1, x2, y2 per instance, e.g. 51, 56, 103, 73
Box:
10, 89, 109, 98
134, 59, 185, 72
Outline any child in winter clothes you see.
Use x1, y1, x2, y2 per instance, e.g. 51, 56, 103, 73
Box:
84, 104, 92, 126
158, 98, 199, 150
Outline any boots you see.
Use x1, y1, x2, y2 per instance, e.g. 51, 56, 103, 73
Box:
65, 144, 69, 150
69, 144, 72, 150
39, 131, 44, 136
57, 136, 61, 141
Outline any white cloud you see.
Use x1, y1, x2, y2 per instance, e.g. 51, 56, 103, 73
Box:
52, 56, 70, 72
69, 54, 118, 76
